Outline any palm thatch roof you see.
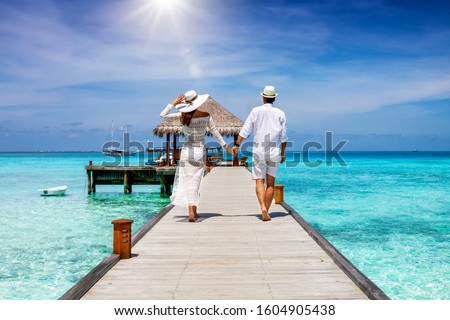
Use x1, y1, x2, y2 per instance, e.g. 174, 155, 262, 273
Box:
153, 96, 244, 137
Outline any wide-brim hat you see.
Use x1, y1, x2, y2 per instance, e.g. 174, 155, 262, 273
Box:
261, 85, 278, 98
178, 93, 209, 113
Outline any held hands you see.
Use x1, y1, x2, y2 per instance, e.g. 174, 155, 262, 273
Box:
224, 146, 234, 155
232, 146, 239, 157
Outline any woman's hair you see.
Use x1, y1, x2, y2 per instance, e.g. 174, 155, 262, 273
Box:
180, 110, 195, 126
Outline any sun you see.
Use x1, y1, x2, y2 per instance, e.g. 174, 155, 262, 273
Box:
127, 0, 190, 38
153, 0, 182, 11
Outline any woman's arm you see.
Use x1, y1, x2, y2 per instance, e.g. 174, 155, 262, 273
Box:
207, 117, 232, 154
160, 94, 185, 118
160, 104, 176, 118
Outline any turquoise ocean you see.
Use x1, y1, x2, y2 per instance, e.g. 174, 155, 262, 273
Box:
0, 152, 448, 300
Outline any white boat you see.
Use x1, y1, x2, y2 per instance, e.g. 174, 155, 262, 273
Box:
102, 121, 137, 156
38, 185, 68, 196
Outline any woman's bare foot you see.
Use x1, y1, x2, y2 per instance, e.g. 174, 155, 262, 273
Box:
188, 206, 196, 222
261, 209, 271, 221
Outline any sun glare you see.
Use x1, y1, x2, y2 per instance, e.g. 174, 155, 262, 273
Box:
154, 0, 182, 11
125, 0, 211, 78
128, 0, 191, 39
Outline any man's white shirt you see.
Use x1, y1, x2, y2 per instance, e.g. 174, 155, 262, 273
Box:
239, 103, 288, 162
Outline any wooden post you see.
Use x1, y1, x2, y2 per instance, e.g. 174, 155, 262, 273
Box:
87, 172, 92, 195
112, 218, 133, 259
165, 174, 174, 197
173, 134, 177, 151
166, 133, 171, 166
124, 171, 129, 194
274, 184, 284, 204
173, 134, 177, 166
233, 134, 239, 167
87, 172, 92, 194
159, 174, 166, 198
87, 161, 93, 194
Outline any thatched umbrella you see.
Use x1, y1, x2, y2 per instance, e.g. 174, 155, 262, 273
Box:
153, 96, 244, 166
153, 96, 244, 137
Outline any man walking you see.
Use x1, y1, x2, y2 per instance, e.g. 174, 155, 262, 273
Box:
232, 86, 288, 221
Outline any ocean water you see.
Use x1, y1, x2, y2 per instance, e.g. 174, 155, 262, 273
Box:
0, 152, 449, 300
0, 153, 170, 299
277, 151, 450, 300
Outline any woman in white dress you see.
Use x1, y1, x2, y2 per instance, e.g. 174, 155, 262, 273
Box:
160, 90, 232, 222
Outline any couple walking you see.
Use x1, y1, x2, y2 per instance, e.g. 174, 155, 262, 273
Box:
160, 86, 288, 222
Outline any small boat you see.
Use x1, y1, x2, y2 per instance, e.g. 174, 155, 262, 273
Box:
102, 121, 137, 156
38, 185, 68, 196
103, 148, 138, 156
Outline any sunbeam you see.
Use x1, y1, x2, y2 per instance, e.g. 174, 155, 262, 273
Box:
126, 0, 192, 40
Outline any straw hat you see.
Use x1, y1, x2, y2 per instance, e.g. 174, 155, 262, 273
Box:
261, 85, 278, 98
178, 90, 209, 113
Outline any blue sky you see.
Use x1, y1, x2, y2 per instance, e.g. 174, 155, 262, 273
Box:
0, 0, 449, 151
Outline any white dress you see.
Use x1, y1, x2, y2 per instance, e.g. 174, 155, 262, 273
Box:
160, 104, 226, 207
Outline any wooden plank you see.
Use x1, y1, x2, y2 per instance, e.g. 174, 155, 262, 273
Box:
75, 167, 385, 300
282, 202, 389, 300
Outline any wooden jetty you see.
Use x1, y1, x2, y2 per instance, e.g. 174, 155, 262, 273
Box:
85, 162, 176, 197
64, 167, 388, 300
85, 146, 239, 196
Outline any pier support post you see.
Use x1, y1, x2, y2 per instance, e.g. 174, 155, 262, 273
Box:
166, 133, 171, 166
160, 175, 165, 197
87, 172, 92, 194
87, 161, 93, 194
112, 218, 133, 259
124, 172, 132, 194
275, 184, 284, 204
159, 174, 173, 198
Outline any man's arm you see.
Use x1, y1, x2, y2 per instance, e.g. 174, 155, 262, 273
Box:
279, 111, 288, 163
232, 110, 254, 157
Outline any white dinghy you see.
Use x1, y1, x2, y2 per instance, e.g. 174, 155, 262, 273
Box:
38, 185, 68, 196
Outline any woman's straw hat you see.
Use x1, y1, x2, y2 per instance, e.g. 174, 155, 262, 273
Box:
178, 90, 209, 113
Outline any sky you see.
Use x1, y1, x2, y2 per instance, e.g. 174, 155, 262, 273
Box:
0, 0, 449, 151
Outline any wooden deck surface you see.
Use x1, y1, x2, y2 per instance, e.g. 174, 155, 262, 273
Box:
82, 167, 368, 300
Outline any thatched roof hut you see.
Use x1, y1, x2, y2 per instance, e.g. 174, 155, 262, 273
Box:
153, 96, 244, 137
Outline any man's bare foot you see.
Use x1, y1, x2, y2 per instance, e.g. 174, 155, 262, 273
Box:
262, 209, 271, 221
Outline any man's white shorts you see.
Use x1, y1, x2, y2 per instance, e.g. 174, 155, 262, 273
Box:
252, 153, 279, 179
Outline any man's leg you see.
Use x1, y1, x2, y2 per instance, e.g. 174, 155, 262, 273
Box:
188, 205, 197, 222
265, 174, 275, 213
255, 178, 270, 221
